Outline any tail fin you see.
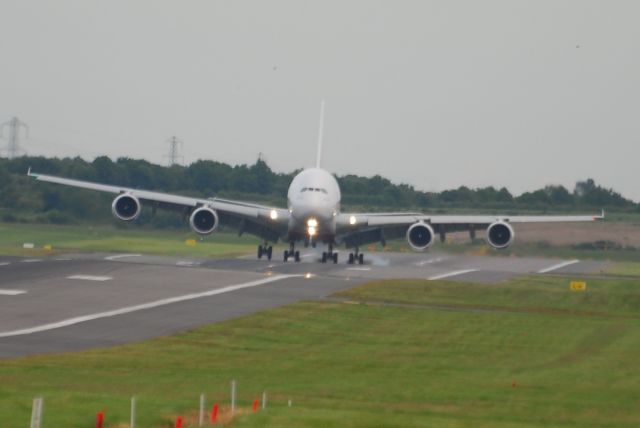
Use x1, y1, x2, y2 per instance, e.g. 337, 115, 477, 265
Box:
315, 100, 325, 168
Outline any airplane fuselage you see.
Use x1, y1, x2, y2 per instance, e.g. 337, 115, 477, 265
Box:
287, 167, 341, 243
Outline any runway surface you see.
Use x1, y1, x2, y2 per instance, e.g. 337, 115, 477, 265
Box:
0, 249, 607, 358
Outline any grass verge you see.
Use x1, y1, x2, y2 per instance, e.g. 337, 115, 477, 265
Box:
2, 276, 640, 427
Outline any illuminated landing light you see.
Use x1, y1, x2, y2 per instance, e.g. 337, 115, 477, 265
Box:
349, 215, 357, 225
270, 209, 278, 220
305, 273, 313, 279
308, 226, 317, 236
307, 218, 318, 228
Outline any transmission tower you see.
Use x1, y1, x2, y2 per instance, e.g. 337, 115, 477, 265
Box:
1, 117, 29, 159
165, 136, 184, 166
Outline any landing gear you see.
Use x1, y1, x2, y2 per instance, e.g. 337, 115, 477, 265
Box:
321, 243, 338, 264
347, 247, 365, 265
283, 242, 300, 263
257, 244, 273, 261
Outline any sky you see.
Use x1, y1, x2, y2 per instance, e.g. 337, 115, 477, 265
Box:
0, 1, 638, 200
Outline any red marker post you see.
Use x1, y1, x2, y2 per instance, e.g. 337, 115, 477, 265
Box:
253, 399, 259, 412
96, 411, 104, 428
211, 404, 219, 423
175, 416, 183, 428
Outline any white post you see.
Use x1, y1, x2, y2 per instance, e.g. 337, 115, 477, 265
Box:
262, 391, 267, 410
130, 396, 136, 428
30, 397, 43, 428
199, 393, 205, 426
231, 380, 237, 415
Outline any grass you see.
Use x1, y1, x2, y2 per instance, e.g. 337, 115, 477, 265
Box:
2, 276, 640, 427
0, 222, 260, 258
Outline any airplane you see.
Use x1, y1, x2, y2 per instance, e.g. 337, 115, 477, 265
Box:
27, 103, 604, 265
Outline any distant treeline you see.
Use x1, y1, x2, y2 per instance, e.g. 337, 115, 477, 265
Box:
0, 156, 634, 226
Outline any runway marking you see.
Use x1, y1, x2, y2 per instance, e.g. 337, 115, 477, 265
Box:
346, 267, 371, 271
55, 258, 72, 261
176, 261, 201, 267
0, 289, 26, 296
67, 275, 113, 282
22, 259, 43, 263
0, 274, 299, 338
0, 262, 10, 266
428, 269, 477, 281
416, 257, 443, 266
105, 254, 142, 261
538, 259, 580, 274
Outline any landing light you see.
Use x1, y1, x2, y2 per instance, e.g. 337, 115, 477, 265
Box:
308, 226, 317, 236
270, 209, 278, 220
307, 218, 318, 228
349, 215, 357, 225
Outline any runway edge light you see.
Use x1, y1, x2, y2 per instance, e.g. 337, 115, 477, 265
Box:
570, 281, 587, 291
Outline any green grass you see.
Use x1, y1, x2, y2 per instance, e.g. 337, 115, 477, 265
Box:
2, 276, 640, 427
0, 222, 260, 258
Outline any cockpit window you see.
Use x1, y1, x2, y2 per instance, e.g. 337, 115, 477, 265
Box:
301, 187, 328, 194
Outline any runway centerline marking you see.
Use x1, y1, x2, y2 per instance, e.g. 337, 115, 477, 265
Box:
105, 254, 142, 261
346, 267, 371, 271
0, 289, 27, 296
538, 259, 580, 274
416, 257, 443, 266
0, 262, 10, 266
22, 259, 43, 263
428, 269, 477, 281
67, 275, 113, 282
0, 274, 300, 338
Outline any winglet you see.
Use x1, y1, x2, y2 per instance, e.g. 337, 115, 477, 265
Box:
315, 100, 325, 168
594, 209, 605, 220
27, 167, 32, 176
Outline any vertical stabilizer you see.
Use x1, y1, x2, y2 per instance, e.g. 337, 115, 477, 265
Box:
315, 100, 325, 168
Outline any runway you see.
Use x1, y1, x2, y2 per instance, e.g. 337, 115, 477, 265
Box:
0, 250, 607, 358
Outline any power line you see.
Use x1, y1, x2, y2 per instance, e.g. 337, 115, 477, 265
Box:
1, 117, 29, 159
165, 136, 184, 166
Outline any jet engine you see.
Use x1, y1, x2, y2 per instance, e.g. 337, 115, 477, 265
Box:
486, 221, 515, 249
111, 194, 141, 222
189, 207, 219, 235
406, 222, 435, 251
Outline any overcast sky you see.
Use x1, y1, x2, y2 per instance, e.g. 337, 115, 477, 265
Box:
1, 1, 638, 200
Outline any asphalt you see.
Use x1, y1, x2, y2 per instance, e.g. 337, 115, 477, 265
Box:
0, 249, 607, 358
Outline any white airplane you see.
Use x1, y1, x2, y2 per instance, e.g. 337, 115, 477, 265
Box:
28, 103, 603, 265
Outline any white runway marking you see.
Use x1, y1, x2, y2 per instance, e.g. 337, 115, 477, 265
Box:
0, 274, 299, 338
416, 257, 443, 266
105, 254, 142, 261
428, 269, 477, 281
0, 262, 10, 266
67, 275, 113, 282
176, 261, 200, 267
22, 259, 43, 263
537, 259, 580, 274
0, 289, 26, 296
55, 258, 72, 261
346, 267, 371, 271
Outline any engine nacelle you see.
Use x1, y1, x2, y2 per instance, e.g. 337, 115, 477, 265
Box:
189, 207, 219, 235
486, 221, 515, 249
406, 222, 435, 251
111, 194, 141, 222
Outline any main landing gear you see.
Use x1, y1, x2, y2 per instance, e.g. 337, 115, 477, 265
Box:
284, 242, 300, 263
257, 243, 273, 261
321, 243, 338, 264
347, 247, 364, 265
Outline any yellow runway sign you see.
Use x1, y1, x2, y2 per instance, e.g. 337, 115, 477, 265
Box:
570, 281, 587, 291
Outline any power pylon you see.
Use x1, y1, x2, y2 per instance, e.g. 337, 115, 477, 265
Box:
165, 136, 184, 166
1, 117, 29, 159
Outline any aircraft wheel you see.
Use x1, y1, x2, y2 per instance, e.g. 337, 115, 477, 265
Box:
258, 245, 263, 259
284, 250, 289, 262
295, 251, 301, 262
267, 246, 273, 260
348, 253, 354, 264
333, 253, 338, 264
322, 252, 327, 263
358, 254, 364, 265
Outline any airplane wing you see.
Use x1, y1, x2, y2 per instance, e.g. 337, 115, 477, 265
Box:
28, 170, 290, 242
335, 211, 604, 249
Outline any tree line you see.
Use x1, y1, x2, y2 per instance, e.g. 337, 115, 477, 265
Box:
0, 155, 634, 226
